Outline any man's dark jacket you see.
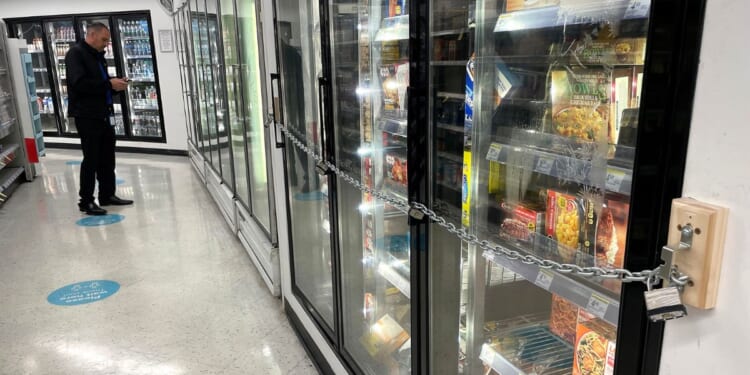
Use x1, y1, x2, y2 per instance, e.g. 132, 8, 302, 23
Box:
65, 41, 112, 120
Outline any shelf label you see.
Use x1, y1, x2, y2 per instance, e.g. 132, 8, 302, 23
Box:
486, 143, 503, 161
535, 156, 554, 175
586, 293, 610, 319
606, 168, 626, 192
534, 269, 554, 290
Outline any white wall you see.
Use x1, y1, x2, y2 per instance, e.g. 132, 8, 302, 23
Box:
2, 0, 188, 151
660, 0, 750, 373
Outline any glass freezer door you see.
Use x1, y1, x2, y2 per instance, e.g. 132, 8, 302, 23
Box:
463, 1, 651, 374
12, 22, 57, 134
329, 0, 412, 373
274, 0, 336, 333
115, 15, 164, 138
237, 0, 273, 233
43, 19, 76, 134
79, 17, 126, 136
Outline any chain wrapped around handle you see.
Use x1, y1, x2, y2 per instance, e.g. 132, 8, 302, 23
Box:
278, 124, 689, 287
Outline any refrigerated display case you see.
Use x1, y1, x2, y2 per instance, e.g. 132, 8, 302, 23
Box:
329, 0, 415, 373
43, 18, 75, 134
5, 12, 167, 142
9, 21, 57, 134
273, 0, 708, 373
114, 14, 165, 139
459, 1, 706, 374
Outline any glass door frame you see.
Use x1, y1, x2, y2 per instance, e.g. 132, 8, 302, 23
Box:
461, 1, 709, 374
270, 0, 343, 352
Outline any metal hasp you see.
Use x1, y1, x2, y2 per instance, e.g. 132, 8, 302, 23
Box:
660, 224, 693, 286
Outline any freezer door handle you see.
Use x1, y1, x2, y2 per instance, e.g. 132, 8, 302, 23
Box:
270, 73, 284, 148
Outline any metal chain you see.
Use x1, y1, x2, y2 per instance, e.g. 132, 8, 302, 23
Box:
278, 125, 689, 287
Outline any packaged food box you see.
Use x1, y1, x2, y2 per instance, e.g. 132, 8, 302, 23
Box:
385, 152, 408, 190
360, 314, 410, 358
595, 198, 629, 269
545, 189, 596, 262
499, 201, 545, 242
550, 69, 611, 143
505, 0, 560, 12
378, 63, 409, 117
573, 310, 617, 375
549, 294, 579, 344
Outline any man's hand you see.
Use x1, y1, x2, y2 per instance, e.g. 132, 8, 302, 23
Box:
110, 78, 129, 92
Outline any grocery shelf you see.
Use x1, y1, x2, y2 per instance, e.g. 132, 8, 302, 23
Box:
436, 122, 464, 133
479, 326, 573, 375
0, 167, 25, 192
431, 28, 471, 37
430, 60, 467, 66
0, 119, 16, 139
0, 144, 20, 169
494, 0, 647, 33
483, 249, 620, 326
485, 141, 633, 196
122, 36, 151, 41
437, 150, 462, 163
374, 15, 409, 42
53, 39, 76, 43
129, 77, 156, 83
125, 55, 153, 59
436, 91, 464, 100
378, 262, 411, 299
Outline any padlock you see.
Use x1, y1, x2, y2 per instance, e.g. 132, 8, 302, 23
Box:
316, 161, 330, 176
644, 277, 688, 322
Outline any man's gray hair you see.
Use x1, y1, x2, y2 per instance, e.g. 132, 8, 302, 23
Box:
86, 22, 109, 36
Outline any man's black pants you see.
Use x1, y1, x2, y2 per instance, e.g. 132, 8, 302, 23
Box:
75, 117, 116, 204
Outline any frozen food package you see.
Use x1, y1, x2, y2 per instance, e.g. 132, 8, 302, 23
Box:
385, 152, 408, 191
595, 198, 629, 268
573, 310, 617, 375
465, 54, 475, 147
545, 189, 596, 262
550, 68, 611, 143
550, 294, 579, 344
499, 201, 545, 242
379, 63, 409, 118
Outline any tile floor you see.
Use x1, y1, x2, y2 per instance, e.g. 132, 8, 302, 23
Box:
0, 150, 317, 375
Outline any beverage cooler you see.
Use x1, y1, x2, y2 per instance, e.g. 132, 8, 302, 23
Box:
272, 0, 706, 374
5, 11, 166, 142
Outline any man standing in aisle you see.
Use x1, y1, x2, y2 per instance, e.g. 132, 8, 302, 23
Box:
66, 22, 133, 215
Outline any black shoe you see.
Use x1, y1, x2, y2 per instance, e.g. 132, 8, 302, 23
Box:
79, 202, 107, 216
99, 196, 134, 206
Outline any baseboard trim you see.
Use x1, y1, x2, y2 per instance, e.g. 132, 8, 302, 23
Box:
46, 143, 188, 156
285, 301, 335, 375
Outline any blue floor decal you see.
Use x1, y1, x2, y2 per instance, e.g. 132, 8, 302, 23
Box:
76, 214, 125, 226
116, 178, 126, 185
47, 280, 120, 306
65, 160, 82, 165
294, 191, 326, 201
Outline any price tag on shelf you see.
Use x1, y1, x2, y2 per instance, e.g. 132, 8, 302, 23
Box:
534, 269, 554, 290
486, 143, 503, 161
606, 168, 626, 192
535, 156, 554, 175
586, 293, 610, 319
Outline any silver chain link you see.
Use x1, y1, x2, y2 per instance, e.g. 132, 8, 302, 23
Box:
278, 124, 689, 287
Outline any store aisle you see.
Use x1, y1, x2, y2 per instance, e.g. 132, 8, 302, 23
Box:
0, 150, 317, 375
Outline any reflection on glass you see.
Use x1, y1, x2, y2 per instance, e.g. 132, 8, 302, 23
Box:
192, 0, 217, 165
14, 22, 58, 133
190, 0, 211, 159
220, 0, 249, 204
205, 0, 232, 185
332, 0, 412, 373
462, 1, 649, 374
237, 0, 271, 231
43, 19, 75, 134
276, 0, 333, 328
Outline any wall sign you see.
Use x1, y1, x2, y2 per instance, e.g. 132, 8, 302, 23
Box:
158, 30, 174, 53
47, 280, 120, 306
